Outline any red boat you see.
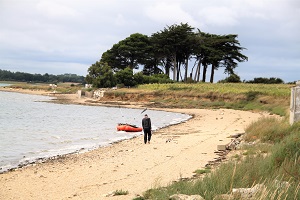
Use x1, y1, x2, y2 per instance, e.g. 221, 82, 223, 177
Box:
117, 123, 143, 132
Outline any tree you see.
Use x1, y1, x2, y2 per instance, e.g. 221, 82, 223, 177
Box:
96, 23, 248, 83
218, 73, 241, 83
114, 67, 136, 87
219, 34, 248, 79
246, 77, 284, 84
192, 31, 218, 82
101, 33, 150, 71
85, 61, 116, 88
208, 34, 248, 83
191, 31, 248, 83
150, 23, 195, 81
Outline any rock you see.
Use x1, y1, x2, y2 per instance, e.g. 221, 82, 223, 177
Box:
169, 194, 205, 200
217, 145, 226, 151
232, 184, 265, 199
274, 179, 290, 189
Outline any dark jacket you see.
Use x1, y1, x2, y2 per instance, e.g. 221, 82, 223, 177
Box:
142, 117, 151, 129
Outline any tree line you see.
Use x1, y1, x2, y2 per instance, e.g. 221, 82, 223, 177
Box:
0, 69, 85, 83
86, 23, 248, 87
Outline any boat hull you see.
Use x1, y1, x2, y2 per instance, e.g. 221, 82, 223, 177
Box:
117, 124, 143, 132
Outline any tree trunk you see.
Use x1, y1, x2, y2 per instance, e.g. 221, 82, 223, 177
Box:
165, 58, 171, 76
184, 57, 189, 81
172, 54, 177, 81
177, 61, 181, 82
202, 64, 207, 82
194, 64, 198, 81
195, 59, 201, 82
210, 64, 215, 83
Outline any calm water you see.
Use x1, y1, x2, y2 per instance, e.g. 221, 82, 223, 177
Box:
0, 85, 191, 173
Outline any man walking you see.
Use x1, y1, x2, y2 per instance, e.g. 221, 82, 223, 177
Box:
142, 114, 152, 144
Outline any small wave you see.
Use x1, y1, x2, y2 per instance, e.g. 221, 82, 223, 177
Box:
0, 164, 13, 173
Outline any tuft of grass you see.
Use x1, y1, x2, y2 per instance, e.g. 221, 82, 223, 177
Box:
245, 91, 261, 101
194, 167, 211, 175
113, 189, 129, 196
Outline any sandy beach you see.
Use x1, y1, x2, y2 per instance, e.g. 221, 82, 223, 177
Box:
0, 88, 270, 200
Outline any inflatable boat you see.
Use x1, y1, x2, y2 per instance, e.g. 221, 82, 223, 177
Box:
117, 123, 143, 132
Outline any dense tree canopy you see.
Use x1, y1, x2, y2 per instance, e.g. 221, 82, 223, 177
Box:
246, 77, 284, 84
85, 61, 116, 88
87, 22, 248, 87
0, 69, 85, 83
101, 33, 151, 71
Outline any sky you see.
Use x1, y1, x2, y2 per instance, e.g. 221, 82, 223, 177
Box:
0, 0, 299, 83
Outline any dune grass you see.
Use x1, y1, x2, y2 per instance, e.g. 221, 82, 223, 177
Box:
134, 83, 291, 116
138, 83, 291, 97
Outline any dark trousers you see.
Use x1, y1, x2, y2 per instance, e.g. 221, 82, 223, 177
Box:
143, 128, 151, 144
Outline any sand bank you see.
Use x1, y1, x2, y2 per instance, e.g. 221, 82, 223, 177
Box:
0, 88, 270, 199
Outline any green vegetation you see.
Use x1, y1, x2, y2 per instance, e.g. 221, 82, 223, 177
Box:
0, 69, 85, 83
86, 63, 174, 88
113, 189, 129, 196
104, 82, 290, 116
246, 77, 285, 84
138, 83, 291, 97
194, 166, 211, 175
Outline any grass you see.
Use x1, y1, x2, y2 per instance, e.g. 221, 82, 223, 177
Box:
194, 166, 212, 175
113, 189, 129, 196
138, 83, 291, 97
113, 83, 291, 116
244, 117, 291, 143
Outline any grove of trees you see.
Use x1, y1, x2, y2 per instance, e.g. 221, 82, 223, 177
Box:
86, 23, 248, 87
0, 69, 85, 83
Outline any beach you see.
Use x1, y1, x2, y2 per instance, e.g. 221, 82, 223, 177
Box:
0, 88, 270, 200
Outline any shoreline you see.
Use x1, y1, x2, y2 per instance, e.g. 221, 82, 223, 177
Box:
0, 88, 271, 199
0, 87, 192, 174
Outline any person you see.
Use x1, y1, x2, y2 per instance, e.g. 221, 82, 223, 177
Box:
142, 114, 152, 144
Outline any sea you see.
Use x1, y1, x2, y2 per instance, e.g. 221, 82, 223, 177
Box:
0, 83, 191, 173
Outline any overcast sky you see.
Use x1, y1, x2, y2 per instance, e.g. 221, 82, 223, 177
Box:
0, 0, 299, 82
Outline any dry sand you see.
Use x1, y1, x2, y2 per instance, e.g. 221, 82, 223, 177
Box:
0, 88, 271, 200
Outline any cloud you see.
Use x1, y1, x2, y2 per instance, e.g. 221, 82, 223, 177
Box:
36, 1, 79, 19
197, 6, 238, 27
145, 1, 198, 27
0, 0, 299, 82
